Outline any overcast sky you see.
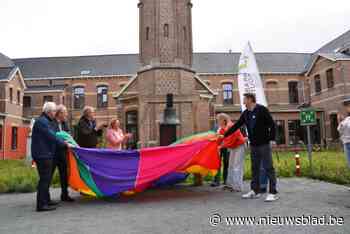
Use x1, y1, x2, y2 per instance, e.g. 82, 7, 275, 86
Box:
0, 0, 349, 58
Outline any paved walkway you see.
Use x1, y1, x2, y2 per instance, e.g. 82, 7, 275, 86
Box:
0, 178, 349, 234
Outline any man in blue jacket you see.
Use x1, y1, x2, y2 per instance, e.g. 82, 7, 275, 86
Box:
31, 102, 69, 212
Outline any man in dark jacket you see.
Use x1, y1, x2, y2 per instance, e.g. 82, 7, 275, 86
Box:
221, 93, 278, 202
31, 102, 69, 212
50, 105, 74, 202
75, 106, 106, 148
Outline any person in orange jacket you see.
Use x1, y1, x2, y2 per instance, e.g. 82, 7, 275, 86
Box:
216, 113, 246, 192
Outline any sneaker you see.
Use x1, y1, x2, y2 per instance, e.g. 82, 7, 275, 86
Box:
242, 190, 261, 199
265, 193, 279, 202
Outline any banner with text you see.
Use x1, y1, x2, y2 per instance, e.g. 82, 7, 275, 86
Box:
237, 42, 268, 111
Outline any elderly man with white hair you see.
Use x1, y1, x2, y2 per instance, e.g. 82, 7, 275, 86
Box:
50, 104, 74, 202
75, 106, 107, 148
31, 102, 70, 212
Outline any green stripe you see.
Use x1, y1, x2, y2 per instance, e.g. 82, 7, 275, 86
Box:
171, 131, 216, 145
75, 155, 104, 197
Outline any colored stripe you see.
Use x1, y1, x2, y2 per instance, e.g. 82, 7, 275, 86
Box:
153, 173, 188, 187
171, 131, 217, 145
76, 156, 104, 197
66, 150, 95, 196
136, 140, 213, 188
181, 140, 220, 173
63, 132, 220, 197
73, 148, 140, 196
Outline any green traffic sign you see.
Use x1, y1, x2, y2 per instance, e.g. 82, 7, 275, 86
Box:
300, 108, 317, 126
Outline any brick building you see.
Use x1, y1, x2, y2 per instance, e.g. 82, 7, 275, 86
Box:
0, 53, 28, 159
1, 0, 350, 158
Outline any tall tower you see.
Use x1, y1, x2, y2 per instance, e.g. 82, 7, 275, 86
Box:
138, 0, 193, 67
115, 1, 215, 147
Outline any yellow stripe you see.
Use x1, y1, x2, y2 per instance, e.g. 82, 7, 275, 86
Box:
184, 165, 218, 177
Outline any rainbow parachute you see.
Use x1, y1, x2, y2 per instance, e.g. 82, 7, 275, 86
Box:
57, 131, 220, 197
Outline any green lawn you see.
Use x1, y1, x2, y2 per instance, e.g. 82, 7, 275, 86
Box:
0, 160, 60, 193
191, 150, 350, 186
0, 150, 349, 193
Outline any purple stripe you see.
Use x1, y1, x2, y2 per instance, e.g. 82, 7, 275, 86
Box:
153, 173, 188, 187
73, 147, 140, 196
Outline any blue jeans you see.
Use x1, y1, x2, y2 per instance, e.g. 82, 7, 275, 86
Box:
250, 144, 277, 194
344, 143, 350, 168
260, 164, 268, 190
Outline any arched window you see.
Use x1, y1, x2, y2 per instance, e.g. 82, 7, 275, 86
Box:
288, 81, 299, 104
164, 24, 169, 37
146, 27, 150, 40
17, 90, 21, 105
11, 127, 18, 150
126, 111, 138, 149
275, 120, 286, 145
183, 26, 187, 41
330, 113, 339, 140
326, 69, 334, 89
23, 96, 31, 108
9, 87, 13, 103
222, 83, 233, 105
73, 86, 85, 109
97, 85, 108, 108
314, 75, 321, 94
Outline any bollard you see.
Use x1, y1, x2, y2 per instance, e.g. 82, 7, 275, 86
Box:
295, 154, 301, 177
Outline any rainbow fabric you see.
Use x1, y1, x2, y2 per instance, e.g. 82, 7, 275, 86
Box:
58, 131, 220, 197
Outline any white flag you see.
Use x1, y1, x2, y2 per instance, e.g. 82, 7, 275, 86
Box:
237, 42, 268, 111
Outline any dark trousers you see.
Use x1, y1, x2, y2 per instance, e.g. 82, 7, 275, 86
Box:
250, 144, 277, 194
260, 164, 268, 190
35, 159, 54, 209
213, 148, 229, 184
52, 156, 69, 198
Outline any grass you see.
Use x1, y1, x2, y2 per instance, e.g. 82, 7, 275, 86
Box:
188, 150, 350, 186
0, 160, 60, 193
0, 150, 349, 194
